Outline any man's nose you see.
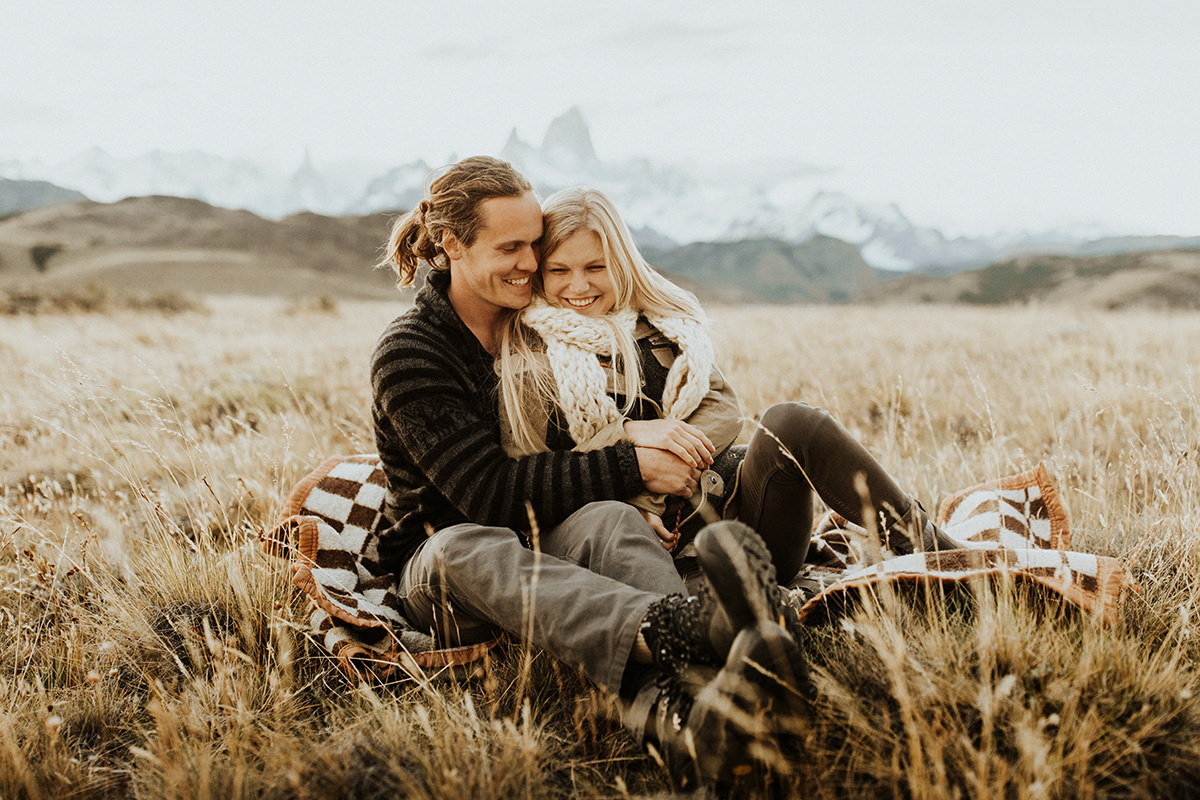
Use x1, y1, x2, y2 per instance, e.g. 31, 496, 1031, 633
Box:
517, 245, 537, 272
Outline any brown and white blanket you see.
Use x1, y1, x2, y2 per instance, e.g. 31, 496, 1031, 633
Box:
262, 457, 1131, 677
790, 462, 1131, 625
262, 455, 498, 680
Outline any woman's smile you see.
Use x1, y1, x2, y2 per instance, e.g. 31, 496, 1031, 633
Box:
541, 230, 615, 317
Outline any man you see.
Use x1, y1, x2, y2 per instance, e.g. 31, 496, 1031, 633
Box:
370, 155, 804, 787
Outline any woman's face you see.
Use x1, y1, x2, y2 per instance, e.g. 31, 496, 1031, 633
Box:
540, 229, 615, 317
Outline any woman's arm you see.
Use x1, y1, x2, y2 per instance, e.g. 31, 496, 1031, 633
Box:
623, 363, 742, 465
623, 418, 714, 468
680, 363, 743, 453
618, 360, 744, 532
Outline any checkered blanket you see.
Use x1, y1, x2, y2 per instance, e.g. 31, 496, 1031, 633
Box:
263, 457, 1130, 678
261, 454, 498, 679
790, 462, 1132, 624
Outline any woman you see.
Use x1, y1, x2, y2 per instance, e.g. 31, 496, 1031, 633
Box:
498, 187, 958, 586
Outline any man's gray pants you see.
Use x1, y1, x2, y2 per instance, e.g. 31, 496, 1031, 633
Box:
398, 501, 688, 692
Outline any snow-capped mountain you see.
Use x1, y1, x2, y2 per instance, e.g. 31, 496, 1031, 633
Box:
0, 108, 1123, 271
1, 147, 377, 218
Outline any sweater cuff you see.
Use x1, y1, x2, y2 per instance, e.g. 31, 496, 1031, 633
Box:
614, 441, 645, 495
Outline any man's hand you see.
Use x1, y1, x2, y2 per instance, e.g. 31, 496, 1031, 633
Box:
636, 446, 699, 497
638, 509, 679, 552
624, 419, 715, 468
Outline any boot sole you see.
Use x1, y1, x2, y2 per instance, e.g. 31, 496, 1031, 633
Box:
695, 520, 782, 631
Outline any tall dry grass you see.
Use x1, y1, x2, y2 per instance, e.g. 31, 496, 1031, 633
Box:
2, 295, 1198, 798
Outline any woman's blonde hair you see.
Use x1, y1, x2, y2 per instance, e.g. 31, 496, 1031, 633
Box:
498, 186, 706, 454
377, 155, 532, 287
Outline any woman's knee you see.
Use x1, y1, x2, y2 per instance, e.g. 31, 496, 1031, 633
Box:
760, 401, 828, 437
756, 402, 833, 454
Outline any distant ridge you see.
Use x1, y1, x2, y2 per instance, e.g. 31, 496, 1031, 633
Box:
853, 248, 1200, 309
3, 193, 1197, 308
0, 178, 88, 217
0, 196, 400, 299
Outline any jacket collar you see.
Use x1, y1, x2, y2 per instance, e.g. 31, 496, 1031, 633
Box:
414, 268, 497, 361
415, 269, 457, 326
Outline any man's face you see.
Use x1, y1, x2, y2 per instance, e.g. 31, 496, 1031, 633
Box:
445, 192, 542, 316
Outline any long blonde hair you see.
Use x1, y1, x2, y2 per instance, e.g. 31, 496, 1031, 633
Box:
376, 156, 532, 287
498, 187, 706, 454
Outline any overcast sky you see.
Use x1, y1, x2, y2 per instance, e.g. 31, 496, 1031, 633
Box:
3, 0, 1198, 236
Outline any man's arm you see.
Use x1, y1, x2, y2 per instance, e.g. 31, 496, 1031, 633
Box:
374, 338, 649, 531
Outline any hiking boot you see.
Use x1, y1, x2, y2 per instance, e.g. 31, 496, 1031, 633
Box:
636, 621, 807, 790
641, 520, 803, 676
885, 501, 963, 555
694, 520, 797, 647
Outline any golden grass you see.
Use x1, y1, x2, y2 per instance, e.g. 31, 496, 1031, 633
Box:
2, 296, 1199, 798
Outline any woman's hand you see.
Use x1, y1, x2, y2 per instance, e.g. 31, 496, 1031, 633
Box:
624, 419, 715, 469
639, 509, 679, 552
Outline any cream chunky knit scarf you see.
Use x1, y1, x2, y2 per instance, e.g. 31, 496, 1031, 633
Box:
519, 299, 715, 445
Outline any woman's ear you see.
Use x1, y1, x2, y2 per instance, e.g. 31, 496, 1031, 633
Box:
442, 233, 463, 262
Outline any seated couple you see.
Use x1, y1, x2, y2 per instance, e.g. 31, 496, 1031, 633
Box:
370, 156, 957, 788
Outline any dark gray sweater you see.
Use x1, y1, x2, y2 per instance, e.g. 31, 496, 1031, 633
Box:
370, 270, 644, 569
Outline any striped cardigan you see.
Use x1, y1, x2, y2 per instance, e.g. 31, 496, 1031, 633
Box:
370, 270, 644, 570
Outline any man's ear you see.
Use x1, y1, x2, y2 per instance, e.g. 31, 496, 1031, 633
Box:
442, 233, 463, 262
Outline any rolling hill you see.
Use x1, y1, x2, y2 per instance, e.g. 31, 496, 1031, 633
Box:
0, 196, 401, 299
0, 195, 868, 305
854, 249, 1200, 309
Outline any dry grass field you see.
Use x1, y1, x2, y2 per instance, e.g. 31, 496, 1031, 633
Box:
2, 293, 1199, 798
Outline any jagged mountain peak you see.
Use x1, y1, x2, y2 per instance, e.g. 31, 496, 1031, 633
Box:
541, 106, 597, 164
502, 127, 526, 153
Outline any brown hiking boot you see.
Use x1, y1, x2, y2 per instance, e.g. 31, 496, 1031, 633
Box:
640, 520, 808, 686
639, 621, 807, 790
696, 520, 809, 684
886, 501, 963, 555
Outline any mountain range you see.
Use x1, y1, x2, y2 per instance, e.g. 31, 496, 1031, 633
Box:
3, 192, 1198, 309
6, 108, 1195, 274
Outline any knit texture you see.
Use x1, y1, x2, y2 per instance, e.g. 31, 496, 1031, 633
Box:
639, 593, 721, 673
519, 298, 715, 444
370, 271, 643, 569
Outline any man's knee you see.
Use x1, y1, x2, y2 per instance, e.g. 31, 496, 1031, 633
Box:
416, 524, 516, 584
576, 500, 648, 530
550, 501, 656, 559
